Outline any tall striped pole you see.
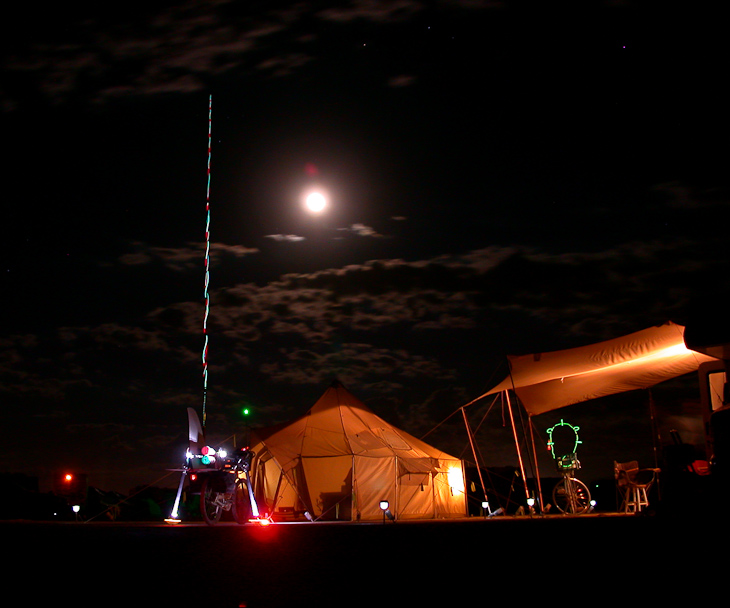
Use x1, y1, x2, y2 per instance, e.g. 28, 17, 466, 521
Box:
202, 95, 212, 429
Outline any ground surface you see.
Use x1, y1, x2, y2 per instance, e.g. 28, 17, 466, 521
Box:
6, 513, 724, 607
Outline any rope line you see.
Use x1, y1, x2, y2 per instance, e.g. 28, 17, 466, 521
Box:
82, 470, 179, 523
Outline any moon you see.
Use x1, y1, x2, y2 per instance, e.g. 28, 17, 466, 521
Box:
304, 191, 327, 213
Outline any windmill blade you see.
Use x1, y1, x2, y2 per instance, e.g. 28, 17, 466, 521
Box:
188, 407, 205, 453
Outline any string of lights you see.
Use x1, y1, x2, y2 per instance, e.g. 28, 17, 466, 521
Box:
202, 94, 212, 429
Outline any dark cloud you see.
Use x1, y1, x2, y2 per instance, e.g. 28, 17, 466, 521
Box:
317, 0, 425, 22
118, 241, 259, 271
3, 0, 310, 107
264, 234, 306, 242
6, 219, 725, 490
3, 0, 473, 108
338, 223, 387, 238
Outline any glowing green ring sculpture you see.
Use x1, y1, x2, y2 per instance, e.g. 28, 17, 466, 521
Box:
546, 419, 582, 460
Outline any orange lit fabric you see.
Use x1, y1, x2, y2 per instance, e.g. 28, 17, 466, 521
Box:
481, 321, 718, 415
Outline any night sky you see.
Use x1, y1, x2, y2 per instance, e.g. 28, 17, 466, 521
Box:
2, 1, 728, 495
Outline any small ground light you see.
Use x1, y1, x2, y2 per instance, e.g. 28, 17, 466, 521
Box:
380, 500, 394, 523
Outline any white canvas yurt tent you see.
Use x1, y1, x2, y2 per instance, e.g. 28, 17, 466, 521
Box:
250, 381, 467, 522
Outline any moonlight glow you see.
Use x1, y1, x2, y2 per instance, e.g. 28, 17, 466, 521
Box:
304, 191, 327, 213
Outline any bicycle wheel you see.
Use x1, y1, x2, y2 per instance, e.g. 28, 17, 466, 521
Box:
552, 478, 591, 514
200, 475, 224, 525
231, 480, 251, 525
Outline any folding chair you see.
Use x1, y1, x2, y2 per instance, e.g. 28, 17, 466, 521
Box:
614, 460, 660, 513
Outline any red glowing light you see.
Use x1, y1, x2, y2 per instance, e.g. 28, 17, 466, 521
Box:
305, 162, 319, 176
64, 474, 73, 482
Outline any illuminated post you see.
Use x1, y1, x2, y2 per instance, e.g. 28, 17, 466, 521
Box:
504, 390, 531, 505
55, 472, 87, 514
166, 469, 188, 524
461, 407, 490, 512
528, 416, 545, 512
379, 500, 389, 524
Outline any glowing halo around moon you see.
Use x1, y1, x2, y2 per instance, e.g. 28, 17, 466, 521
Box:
304, 190, 327, 213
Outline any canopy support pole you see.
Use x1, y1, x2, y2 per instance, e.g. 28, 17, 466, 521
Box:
505, 390, 531, 506
648, 389, 663, 501
461, 407, 490, 512
351, 454, 357, 522
528, 415, 545, 511
271, 468, 285, 513
263, 453, 314, 520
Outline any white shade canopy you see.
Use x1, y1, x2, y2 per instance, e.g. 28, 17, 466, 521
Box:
479, 321, 718, 416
